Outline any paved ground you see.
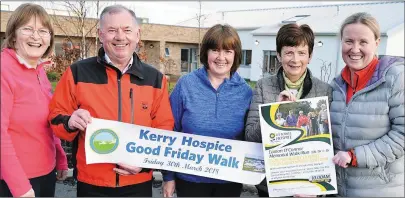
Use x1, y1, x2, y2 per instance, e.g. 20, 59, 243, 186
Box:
55, 172, 259, 197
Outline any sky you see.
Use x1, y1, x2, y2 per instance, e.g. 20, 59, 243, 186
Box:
0, 1, 372, 25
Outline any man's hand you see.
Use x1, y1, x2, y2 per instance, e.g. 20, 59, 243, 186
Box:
332, 151, 351, 168
21, 188, 35, 197
68, 109, 92, 131
163, 180, 175, 197
277, 90, 297, 102
56, 169, 68, 181
113, 163, 142, 175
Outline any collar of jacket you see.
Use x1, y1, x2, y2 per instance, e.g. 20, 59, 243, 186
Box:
96, 47, 144, 80
334, 55, 405, 89
2, 48, 51, 70
195, 67, 246, 87
276, 66, 313, 99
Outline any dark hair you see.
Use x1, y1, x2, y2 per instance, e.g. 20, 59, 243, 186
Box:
2, 3, 54, 58
200, 24, 242, 74
276, 23, 314, 57
100, 5, 138, 28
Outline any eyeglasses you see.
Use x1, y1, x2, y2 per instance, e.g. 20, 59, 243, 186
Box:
19, 27, 52, 37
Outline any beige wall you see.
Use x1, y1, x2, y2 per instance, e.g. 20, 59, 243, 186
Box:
1, 10, 205, 76
141, 24, 207, 44
141, 40, 161, 67
166, 42, 200, 76
139, 41, 200, 76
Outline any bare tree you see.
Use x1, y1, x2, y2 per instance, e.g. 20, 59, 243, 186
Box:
94, 1, 100, 55
196, 0, 207, 68
49, 1, 100, 60
317, 58, 332, 82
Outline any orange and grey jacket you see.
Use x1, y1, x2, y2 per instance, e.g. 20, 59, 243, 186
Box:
48, 48, 174, 187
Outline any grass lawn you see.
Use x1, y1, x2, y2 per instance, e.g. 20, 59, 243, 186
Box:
51, 81, 58, 91
93, 141, 115, 152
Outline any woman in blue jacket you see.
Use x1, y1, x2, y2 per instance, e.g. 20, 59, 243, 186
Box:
162, 24, 253, 197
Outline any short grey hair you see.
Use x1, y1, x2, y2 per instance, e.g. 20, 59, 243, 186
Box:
340, 12, 380, 40
99, 5, 138, 28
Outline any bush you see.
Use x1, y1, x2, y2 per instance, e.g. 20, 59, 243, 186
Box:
47, 71, 61, 82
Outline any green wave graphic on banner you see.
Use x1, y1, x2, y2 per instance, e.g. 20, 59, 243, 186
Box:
269, 179, 336, 191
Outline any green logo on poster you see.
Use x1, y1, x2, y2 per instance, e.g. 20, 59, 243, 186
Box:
90, 129, 119, 154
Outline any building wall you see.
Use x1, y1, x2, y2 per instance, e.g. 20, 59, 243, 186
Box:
141, 24, 207, 44
250, 34, 343, 82
142, 41, 161, 67
1, 10, 206, 77
140, 41, 199, 76
165, 42, 199, 76
250, 35, 277, 81
247, 33, 391, 82
237, 67, 251, 80
386, 23, 404, 57
237, 29, 256, 79
310, 35, 340, 82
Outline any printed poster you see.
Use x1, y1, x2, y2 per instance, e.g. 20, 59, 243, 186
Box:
85, 118, 266, 185
259, 96, 337, 197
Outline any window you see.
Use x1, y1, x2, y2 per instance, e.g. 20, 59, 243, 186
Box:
165, 48, 170, 57
180, 48, 198, 73
181, 49, 189, 73
263, 50, 279, 74
241, 50, 252, 66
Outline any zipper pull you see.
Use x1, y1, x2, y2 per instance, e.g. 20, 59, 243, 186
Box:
130, 88, 134, 124
130, 88, 133, 99
37, 74, 41, 85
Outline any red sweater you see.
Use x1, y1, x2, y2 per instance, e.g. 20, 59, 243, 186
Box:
296, 115, 310, 127
1, 48, 68, 196
341, 57, 379, 103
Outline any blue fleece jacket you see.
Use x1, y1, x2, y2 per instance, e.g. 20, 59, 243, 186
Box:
162, 67, 252, 183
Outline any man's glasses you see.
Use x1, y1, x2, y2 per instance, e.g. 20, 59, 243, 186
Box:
19, 27, 52, 38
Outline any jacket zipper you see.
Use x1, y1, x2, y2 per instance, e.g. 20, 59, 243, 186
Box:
116, 76, 122, 187
130, 88, 134, 124
36, 73, 41, 85
215, 91, 219, 118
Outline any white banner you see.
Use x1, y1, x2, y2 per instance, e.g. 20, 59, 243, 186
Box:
259, 96, 338, 197
85, 118, 266, 185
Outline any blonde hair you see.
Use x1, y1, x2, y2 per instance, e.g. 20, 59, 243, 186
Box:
2, 3, 54, 58
340, 12, 380, 40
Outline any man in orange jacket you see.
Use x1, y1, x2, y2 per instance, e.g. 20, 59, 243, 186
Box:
48, 4, 174, 197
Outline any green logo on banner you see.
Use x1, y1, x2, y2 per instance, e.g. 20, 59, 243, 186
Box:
90, 129, 119, 154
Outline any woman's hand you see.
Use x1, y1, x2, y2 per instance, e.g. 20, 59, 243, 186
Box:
332, 151, 351, 168
113, 163, 142, 175
163, 180, 175, 197
21, 188, 35, 197
56, 169, 68, 181
278, 90, 297, 102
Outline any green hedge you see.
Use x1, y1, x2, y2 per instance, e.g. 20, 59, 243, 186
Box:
47, 71, 61, 82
